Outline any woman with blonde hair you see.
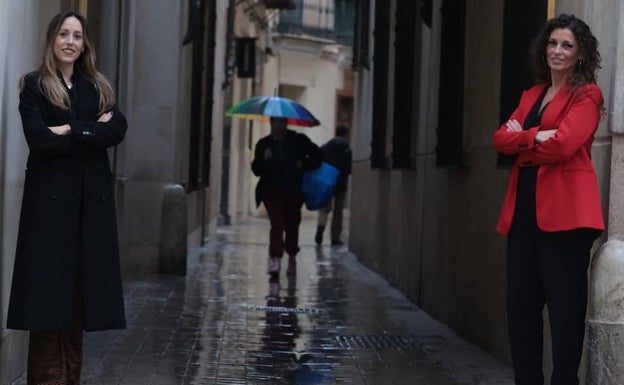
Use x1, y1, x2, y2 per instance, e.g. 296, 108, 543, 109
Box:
7, 11, 127, 384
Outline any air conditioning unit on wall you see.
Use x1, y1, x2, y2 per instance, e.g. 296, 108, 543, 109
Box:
263, 0, 296, 9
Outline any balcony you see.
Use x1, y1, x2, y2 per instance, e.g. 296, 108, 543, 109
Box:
275, 0, 354, 45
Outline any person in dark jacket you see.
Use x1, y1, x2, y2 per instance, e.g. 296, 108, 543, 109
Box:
252, 117, 321, 276
6, 11, 127, 384
315, 125, 352, 246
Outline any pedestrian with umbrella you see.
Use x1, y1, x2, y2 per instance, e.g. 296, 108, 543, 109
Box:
227, 97, 322, 276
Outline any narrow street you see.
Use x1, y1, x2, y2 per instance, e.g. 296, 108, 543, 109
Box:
13, 218, 513, 385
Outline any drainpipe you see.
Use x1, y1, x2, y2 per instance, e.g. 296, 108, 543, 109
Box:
586, 5, 624, 382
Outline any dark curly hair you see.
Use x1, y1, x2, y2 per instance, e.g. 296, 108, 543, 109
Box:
530, 14, 601, 88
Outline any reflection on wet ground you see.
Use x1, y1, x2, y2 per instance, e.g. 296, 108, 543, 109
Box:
12, 218, 513, 384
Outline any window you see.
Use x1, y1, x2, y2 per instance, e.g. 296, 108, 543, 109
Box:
352, 0, 370, 70
435, 0, 466, 167
391, 0, 421, 169
370, 1, 390, 169
185, 0, 217, 191
334, 0, 355, 45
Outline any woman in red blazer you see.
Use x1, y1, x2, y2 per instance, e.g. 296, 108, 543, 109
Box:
494, 14, 604, 385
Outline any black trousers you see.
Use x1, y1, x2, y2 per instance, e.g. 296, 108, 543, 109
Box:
507, 227, 595, 385
28, 255, 84, 385
28, 327, 83, 385
28, 293, 83, 385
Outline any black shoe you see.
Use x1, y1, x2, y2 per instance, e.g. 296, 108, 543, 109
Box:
331, 239, 343, 246
315, 225, 325, 245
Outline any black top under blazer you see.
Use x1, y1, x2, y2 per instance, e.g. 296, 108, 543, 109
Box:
7, 70, 127, 331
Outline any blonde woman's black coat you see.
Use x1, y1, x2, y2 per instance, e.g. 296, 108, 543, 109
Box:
7, 71, 127, 331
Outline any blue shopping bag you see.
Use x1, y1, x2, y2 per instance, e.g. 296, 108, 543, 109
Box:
302, 162, 339, 210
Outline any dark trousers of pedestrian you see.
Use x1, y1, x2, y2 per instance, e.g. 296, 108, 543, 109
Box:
506, 227, 595, 385
262, 189, 304, 258
317, 190, 346, 242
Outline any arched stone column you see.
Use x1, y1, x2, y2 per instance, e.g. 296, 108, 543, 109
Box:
587, 2, 624, 383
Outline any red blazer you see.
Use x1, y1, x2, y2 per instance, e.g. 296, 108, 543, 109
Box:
493, 82, 605, 235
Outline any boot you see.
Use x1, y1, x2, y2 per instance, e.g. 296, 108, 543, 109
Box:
314, 225, 325, 245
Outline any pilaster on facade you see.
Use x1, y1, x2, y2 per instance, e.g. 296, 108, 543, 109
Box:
586, 2, 624, 382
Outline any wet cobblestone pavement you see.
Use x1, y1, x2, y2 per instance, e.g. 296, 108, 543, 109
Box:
12, 218, 513, 384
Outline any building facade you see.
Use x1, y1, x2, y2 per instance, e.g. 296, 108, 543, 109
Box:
0, 0, 352, 379
349, 0, 624, 382
0, 0, 230, 381
11, 0, 624, 382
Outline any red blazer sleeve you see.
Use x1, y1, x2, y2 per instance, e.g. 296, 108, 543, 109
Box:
494, 83, 605, 235
516, 84, 602, 165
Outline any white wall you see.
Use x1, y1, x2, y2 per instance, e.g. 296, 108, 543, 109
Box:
0, 1, 65, 381
279, 50, 345, 146
114, 0, 191, 274
0, 0, 229, 380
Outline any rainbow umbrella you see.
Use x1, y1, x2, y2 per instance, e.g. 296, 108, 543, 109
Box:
225, 96, 321, 127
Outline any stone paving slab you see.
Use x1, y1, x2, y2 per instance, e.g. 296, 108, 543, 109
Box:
11, 218, 513, 384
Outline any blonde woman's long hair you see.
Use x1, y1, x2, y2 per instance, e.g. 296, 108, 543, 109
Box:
35, 11, 115, 115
